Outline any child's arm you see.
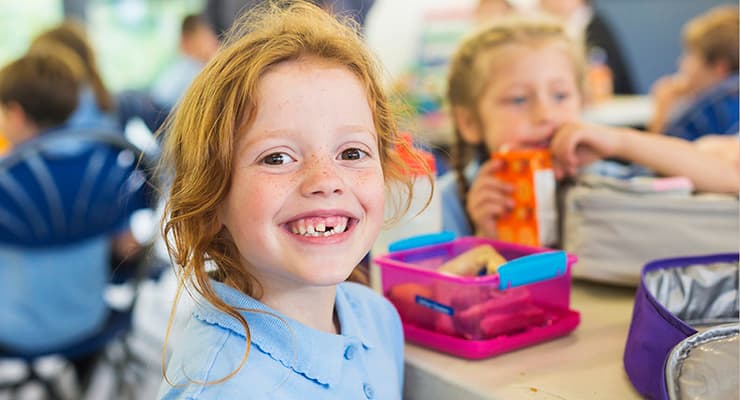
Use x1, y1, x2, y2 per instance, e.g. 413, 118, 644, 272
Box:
694, 135, 740, 171
550, 122, 739, 194
466, 159, 514, 238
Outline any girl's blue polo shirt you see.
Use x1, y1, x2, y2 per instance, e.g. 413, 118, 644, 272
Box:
158, 281, 404, 399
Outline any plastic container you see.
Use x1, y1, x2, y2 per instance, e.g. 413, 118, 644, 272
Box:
492, 148, 557, 247
374, 237, 580, 359
370, 133, 441, 291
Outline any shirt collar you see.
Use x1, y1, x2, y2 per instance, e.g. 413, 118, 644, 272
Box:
191, 281, 373, 388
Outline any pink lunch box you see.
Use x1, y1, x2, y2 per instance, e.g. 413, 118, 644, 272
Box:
374, 236, 580, 359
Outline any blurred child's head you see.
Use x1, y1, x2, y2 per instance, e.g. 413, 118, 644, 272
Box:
448, 17, 585, 163
161, 1, 423, 299
475, 0, 514, 24
30, 19, 113, 112
679, 5, 739, 93
539, 0, 589, 19
180, 13, 220, 63
0, 45, 83, 144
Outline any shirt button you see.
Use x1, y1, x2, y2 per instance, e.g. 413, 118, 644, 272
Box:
344, 345, 356, 360
363, 383, 374, 399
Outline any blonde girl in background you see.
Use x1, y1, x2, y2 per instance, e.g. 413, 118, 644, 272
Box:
440, 16, 739, 240
157, 1, 429, 398
439, 17, 584, 239
30, 20, 118, 131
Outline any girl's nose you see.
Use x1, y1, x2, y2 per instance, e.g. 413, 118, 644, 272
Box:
533, 97, 555, 123
300, 156, 345, 197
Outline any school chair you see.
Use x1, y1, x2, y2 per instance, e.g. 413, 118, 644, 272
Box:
0, 127, 158, 399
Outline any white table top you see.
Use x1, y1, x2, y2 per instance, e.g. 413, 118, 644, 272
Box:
581, 95, 654, 128
403, 281, 643, 400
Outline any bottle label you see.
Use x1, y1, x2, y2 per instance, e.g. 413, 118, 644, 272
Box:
534, 168, 558, 246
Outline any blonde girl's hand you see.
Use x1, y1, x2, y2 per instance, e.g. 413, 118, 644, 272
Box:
465, 159, 514, 238
550, 122, 622, 179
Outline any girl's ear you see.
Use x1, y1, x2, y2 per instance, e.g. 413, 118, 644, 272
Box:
452, 106, 483, 144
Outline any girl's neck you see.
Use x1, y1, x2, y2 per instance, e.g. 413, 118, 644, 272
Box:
259, 284, 340, 334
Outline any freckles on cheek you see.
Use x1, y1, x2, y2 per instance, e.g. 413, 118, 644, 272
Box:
353, 171, 385, 201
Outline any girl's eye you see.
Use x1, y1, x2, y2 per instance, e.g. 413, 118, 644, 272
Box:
340, 148, 367, 160
507, 96, 528, 105
554, 92, 570, 102
261, 152, 296, 165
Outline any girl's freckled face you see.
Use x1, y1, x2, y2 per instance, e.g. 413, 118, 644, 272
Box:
219, 58, 385, 290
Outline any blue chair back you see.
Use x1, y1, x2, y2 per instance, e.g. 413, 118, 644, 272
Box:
0, 128, 155, 247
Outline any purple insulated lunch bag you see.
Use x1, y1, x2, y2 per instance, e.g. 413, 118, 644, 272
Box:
623, 253, 739, 400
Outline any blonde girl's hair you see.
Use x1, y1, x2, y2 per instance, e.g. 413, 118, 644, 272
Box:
159, 0, 431, 386
30, 19, 114, 112
683, 5, 739, 73
446, 16, 586, 212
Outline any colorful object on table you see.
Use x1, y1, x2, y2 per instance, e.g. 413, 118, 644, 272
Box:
437, 244, 506, 276
386, 282, 439, 330
374, 236, 579, 359
388, 231, 455, 253
623, 253, 738, 400
492, 149, 557, 247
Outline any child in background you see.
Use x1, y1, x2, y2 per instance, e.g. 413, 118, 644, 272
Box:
151, 13, 220, 110
649, 5, 738, 140
440, 17, 584, 239
440, 16, 739, 240
30, 20, 119, 131
0, 46, 89, 350
157, 2, 428, 398
32, 21, 148, 272
0, 47, 82, 146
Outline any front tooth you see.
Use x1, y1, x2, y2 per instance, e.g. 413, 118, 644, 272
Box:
316, 222, 325, 232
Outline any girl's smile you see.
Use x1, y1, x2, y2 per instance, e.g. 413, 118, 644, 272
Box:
283, 212, 357, 240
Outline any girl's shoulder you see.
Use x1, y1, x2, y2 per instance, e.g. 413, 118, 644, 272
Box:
159, 312, 282, 399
